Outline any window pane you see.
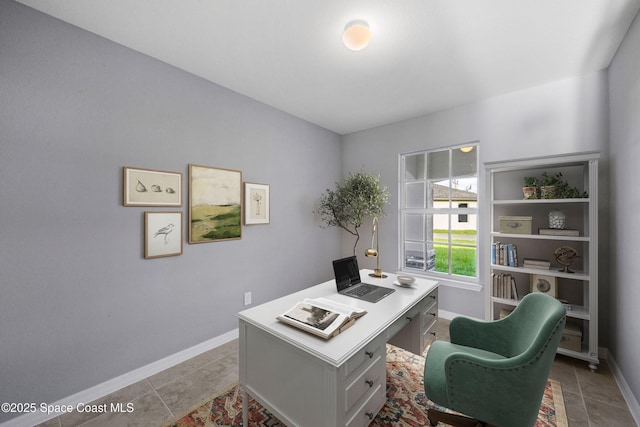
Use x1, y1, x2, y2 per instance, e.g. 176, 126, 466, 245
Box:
427, 150, 449, 180
430, 214, 449, 241
405, 214, 425, 241
404, 241, 424, 270
451, 244, 476, 277
405, 182, 425, 209
452, 146, 477, 176
405, 153, 425, 180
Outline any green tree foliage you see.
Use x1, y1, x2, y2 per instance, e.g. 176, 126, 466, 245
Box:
317, 171, 390, 255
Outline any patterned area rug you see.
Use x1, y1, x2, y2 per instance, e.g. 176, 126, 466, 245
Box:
165, 344, 567, 427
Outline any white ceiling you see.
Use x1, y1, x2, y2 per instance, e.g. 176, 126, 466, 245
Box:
16, 0, 640, 135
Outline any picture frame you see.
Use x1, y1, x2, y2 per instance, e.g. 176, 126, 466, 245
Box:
244, 182, 270, 225
189, 164, 242, 243
123, 166, 182, 206
530, 274, 557, 297
144, 212, 183, 259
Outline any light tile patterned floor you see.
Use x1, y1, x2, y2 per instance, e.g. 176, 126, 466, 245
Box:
35, 320, 635, 426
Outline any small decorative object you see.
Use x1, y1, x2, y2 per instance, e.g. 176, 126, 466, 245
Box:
531, 274, 557, 297
316, 170, 390, 255
554, 246, 580, 273
540, 171, 588, 199
145, 212, 183, 258
244, 182, 270, 225
189, 164, 242, 243
365, 217, 387, 278
548, 210, 566, 229
396, 275, 416, 287
123, 167, 182, 206
522, 177, 539, 199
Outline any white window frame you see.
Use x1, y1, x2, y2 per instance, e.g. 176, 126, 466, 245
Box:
398, 144, 480, 288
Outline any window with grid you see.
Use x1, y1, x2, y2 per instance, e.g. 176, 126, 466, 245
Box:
400, 145, 478, 281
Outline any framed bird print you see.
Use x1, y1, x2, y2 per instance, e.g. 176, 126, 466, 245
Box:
123, 166, 182, 207
145, 212, 183, 259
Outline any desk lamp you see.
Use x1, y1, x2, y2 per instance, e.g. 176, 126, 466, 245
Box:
365, 217, 387, 278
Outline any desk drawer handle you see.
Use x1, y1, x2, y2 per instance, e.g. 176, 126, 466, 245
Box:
429, 312, 437, 317
365, 380, 374, 387
429, 332, 436, 336
406, 316, 413, 322
430, 295, 437, 300
366, 412, 374, 420
365, 351, 374, 358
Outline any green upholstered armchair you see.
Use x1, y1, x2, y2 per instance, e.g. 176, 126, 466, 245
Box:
424, 293, 566, 427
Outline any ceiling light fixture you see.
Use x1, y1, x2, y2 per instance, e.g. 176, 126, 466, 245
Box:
342, 20, 371, 51
460, 146, 474, 153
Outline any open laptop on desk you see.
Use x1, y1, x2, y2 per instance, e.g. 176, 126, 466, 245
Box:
332, 256, 395, 303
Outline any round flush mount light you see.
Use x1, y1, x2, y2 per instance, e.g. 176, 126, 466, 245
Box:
342, 20, 371, 51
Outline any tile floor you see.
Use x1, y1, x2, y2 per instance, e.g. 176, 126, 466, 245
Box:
35, 319, 636, 427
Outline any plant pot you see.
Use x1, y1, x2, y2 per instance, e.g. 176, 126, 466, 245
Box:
522, 186, 538, 199
541, 185, 556, 199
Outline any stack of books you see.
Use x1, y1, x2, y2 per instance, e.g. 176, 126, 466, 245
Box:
522, 258, 551, 270
538, 228, 580, 237
491, 242, 518, 267
491, 273, 518, 300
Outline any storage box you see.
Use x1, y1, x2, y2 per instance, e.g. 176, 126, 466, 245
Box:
559, 324, 582, 352
498, 216, 532, 234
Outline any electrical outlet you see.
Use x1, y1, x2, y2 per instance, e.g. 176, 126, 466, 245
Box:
244, 291, 252, 306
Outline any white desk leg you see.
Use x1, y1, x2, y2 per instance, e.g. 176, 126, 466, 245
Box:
241, 387, 248, 426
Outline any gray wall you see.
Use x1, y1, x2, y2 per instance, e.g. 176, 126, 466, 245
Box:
0, 1, 342, 422
608, 10, 640, 411
342, 72, 610, 324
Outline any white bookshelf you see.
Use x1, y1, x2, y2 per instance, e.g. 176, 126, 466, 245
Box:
485, 152, 599, 371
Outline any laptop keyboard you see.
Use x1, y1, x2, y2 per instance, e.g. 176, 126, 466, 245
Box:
345, 284, 376, 297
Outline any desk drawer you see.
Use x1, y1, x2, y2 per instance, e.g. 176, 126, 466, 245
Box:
344, 335, 385, 379
386, 301, 424, 340
344, 353, 385, 413
345, 383, 385, 427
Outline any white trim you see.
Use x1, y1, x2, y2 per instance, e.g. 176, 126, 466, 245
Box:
0, 329, 239, 427
607, 354, 640, 426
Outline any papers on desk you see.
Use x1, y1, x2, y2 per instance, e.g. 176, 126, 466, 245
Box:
276, 297, 367, 339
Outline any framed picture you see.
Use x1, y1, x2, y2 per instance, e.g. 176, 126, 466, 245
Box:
530, 274, 557, 297
189, 164, 242, 243
244, 182, 270, 225
123, 166, 182, 206
145, 212, 183, 259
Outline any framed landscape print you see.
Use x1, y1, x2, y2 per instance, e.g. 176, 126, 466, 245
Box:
123, 166, 182, 206
189, 164, 242, 243
144, 212, 183, 259
244, 182, 270, 225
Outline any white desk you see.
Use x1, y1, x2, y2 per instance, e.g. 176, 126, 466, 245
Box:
237, 270, 439, 427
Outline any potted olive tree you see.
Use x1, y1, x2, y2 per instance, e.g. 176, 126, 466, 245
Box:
316, 171, 390, 255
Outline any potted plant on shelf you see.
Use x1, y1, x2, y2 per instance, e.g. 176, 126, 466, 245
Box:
540, 172, 563, 198
316, 170, 390, 255
522, 176, 539, 199
540, 171, 589, 199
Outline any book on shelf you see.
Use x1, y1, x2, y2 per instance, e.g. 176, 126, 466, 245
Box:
276, 297, 367, 339
538, 228, 580, 237
491, 242, 518, 267
492, 273, 518, 300
522, 258, 551, 269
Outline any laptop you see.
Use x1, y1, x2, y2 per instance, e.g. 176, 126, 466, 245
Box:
332, 256, 395, 303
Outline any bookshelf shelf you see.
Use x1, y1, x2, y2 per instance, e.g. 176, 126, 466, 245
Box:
485, 152, 599, 371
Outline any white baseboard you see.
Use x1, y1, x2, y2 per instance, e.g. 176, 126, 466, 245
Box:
0, 329, 239, 427
607, 354, 640, 426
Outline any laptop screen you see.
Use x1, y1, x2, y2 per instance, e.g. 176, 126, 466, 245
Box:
332, 256, 361, 291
